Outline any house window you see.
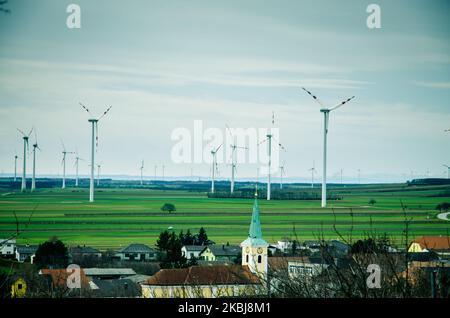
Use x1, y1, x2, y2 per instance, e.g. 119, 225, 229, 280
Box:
258, 255, 262, 263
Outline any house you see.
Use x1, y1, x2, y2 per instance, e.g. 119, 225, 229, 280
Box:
268, 256, 310, 273
69, 245, 102, 260
141, 191, 269, 298
408, 236, 450, 257
115, 243, 157, 261
15, 245, 38, 263
83, 268, 136, 280
276, 238, 293, 253
0, 238, 16, 257
181, 245, 205, 260
90, 278, 141, 298
141, 265, 261, 298
199, 244, 240, 262
288, 259, 329, 278
39, 268, 91, 292
402, 261, 450, 286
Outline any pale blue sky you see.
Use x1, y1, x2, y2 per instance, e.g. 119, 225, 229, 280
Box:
0, 0, 449, 182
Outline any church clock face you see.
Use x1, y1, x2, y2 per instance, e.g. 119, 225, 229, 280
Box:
257, 247, 263, 254
246, 247, 250, 253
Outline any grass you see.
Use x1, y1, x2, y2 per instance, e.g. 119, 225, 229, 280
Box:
0, 184, 449, 250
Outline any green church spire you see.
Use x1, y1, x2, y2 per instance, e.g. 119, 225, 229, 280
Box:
248, 191, 263, 239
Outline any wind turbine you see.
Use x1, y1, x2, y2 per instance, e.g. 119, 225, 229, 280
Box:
301, 87, 355, 208
140, 160, 144, 186
308, 160, 316, 189
443, 165, 449, 179
162, 164, 165, 182
257, 113, 285, 200
357, 169, 361, 184
96, 162, 102, 187
31, 130, 41, 192
13, 153, 20, 182
279, 162, 286, 190
61, 141, 75, 189
74, 154, 84, 187
80, 102, 112, 202
154, 164, 157, 180
340, 168, 343, 185
210, 144, 222, 193
17, 128, 33, 192
225, 125, 248, 194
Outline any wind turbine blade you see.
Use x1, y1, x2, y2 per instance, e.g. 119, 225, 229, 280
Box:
98, 106, 112, 121
225, 124, 234, 139
329, 96, 355, 111
301, 87, 325, 107
17, 128, 26, 136
60, 139, 66, 151
27, 127, 34, 137
79, 102, 93, 116
214, 143, 223, 152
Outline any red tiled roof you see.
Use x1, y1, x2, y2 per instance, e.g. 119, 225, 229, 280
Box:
413, 236, 450, 251
40, 268, 90, 289
144, 265, 260, 286
268, 256, 310, 271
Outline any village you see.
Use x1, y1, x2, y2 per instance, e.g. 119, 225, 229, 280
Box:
1, 193, 450, 298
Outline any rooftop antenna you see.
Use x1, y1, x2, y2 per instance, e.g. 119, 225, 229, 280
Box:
31, 129, 41, 192
17, 127, 33, 192
225, 124, 249, 194
80, 102, 112, 202
210, 143, 222, 193
301, 87, 355, 207
308, 160, 316, 189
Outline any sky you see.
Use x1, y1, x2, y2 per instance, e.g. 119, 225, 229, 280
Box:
0, 0, 449, 183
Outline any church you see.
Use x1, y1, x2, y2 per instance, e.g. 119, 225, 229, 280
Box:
141, 192, 269, 298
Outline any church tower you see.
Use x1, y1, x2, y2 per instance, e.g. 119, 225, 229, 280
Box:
240, 191, 269, 278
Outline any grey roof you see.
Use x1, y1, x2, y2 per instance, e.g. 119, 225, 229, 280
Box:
205, 245, 241, 257
84, 268, 136, 276
91, 279, 141, 298
183, 245, 206, 252
125, 274, 151, 284
117, 243, 155, 254
69, 246, 101, 254
16, 245, 38, 254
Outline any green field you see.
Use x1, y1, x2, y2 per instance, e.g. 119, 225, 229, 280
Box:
0, 184, 449, 250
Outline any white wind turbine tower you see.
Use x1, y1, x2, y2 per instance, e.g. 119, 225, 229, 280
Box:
443, 165, 450, 179
301, 87, 355, 208
74, 154, 84, 187
80, 103, 112, 202
13, 153, 20, 182
279, 162, 286, 190
162, 164, 165, 182
61, 141, 75, 189
225, 125, 248, 194
140, 160, 144, 186
210, 144, 222, 193
154, 164, 157, 180
17, 128, 33, 192
308, 160, 316, 188
257, 113, 285, 200
96, 163, 102, 187
31, 131, 41, 192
